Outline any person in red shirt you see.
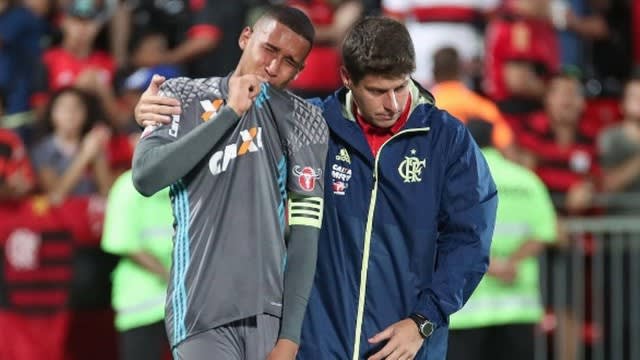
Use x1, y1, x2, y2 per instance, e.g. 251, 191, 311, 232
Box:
517, 73, 600, 360
0, 195, 106, 360
0, 129, 36, 201
518, 73, 599, 215
32, 0, 117, 118
288, 0, 363, 99
484, 0, 560, 133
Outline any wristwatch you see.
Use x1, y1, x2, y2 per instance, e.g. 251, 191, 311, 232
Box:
409, 313, 435, 339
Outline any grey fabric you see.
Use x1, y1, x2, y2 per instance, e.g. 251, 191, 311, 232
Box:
132, 105, 240, 196
31, 136, 97, 195
279, 224, 319, 344
172, 314, 279, 360
132, 75, 328, 348
598, 124, 640, 193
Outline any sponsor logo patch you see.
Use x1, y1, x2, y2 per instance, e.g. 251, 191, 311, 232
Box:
331, 162, 352, 195
293, 166, 322, 192
209, 127, 263, 175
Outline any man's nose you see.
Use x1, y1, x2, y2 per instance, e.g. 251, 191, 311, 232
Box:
383, 91, 399, 112
266, 58, 280, 76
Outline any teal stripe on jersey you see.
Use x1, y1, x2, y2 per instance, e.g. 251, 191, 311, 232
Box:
255, 83, 271, 109
169, 183, 181, 345
277, 157, 287, 234
171, 181, 190, 344
277, 157, 287, 272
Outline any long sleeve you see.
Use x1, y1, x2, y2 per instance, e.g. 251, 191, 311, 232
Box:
413, 125, 498, 327
278, 222, 320, 344
132, 106, 240, 196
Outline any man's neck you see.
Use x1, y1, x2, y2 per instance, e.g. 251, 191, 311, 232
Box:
550, 121, 577, 146
63, 42, 92, 59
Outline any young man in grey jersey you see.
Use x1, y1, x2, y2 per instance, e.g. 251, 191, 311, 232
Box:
136, 16, 496, 360
131, 6, 328, 360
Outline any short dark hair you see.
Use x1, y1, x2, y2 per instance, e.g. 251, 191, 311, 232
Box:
433, 47, 460, 82
342, 16, 415, 84
261, 5, 315, 46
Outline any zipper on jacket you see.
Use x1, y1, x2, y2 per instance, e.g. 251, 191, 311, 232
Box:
351, 127, 430, 360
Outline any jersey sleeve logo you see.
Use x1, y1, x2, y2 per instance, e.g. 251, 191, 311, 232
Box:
293, 166, 322, 192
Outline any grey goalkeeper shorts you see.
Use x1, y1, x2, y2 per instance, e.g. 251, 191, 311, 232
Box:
172, 314, 279, 360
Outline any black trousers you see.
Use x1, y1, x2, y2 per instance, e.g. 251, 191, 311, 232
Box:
447, 323, 535, 360
119, 321, 169, 360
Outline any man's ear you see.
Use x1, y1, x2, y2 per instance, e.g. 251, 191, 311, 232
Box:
340, 66, 352, 89
238, 26, 252, 50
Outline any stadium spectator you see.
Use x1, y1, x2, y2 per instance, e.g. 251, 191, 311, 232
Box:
448, 119, 557, 360
287, 0, 363, 99
31, 87, 113, 204
598, 76, 640, 211
431, 46, 517, 161
484, 0, 560, 133
101, 169, 173, 360
0, 195, 106, 360
383, 0, 500, 86
131, 0, 251, 78
32, 0, 118, 120
518, 73, 600, 215
0, 0, 45, 116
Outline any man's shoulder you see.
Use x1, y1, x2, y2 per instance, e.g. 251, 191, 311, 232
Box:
426, 104, 466, 133
267, 87, 326, 126
160, 76, 224, 104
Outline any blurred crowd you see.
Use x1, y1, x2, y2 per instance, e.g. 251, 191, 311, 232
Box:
0, 0, 638, 359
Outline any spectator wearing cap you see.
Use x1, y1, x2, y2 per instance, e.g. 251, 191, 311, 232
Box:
31, 0, 118, 120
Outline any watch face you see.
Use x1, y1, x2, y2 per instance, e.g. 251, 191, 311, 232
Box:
420, 322, 434, 337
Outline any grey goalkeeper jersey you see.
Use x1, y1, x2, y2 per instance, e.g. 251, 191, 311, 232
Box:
140, 76, 328, 347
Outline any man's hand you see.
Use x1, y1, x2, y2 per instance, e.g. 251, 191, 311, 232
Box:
134, 75, 181, 128
488, 258, 517, 284
367, 319, 425, 360
266, 339, 298, 360
565, 180, 595, 214
227, 74, 266, 116
80, 125, 112, 161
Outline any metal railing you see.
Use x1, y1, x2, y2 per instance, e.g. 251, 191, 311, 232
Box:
536, 216, 640, 360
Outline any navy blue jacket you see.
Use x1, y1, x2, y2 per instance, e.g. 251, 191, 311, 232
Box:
298, 82, 497, 359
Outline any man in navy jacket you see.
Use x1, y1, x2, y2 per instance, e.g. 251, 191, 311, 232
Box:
298, 17, 497, 360
134, 16, 497, 360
